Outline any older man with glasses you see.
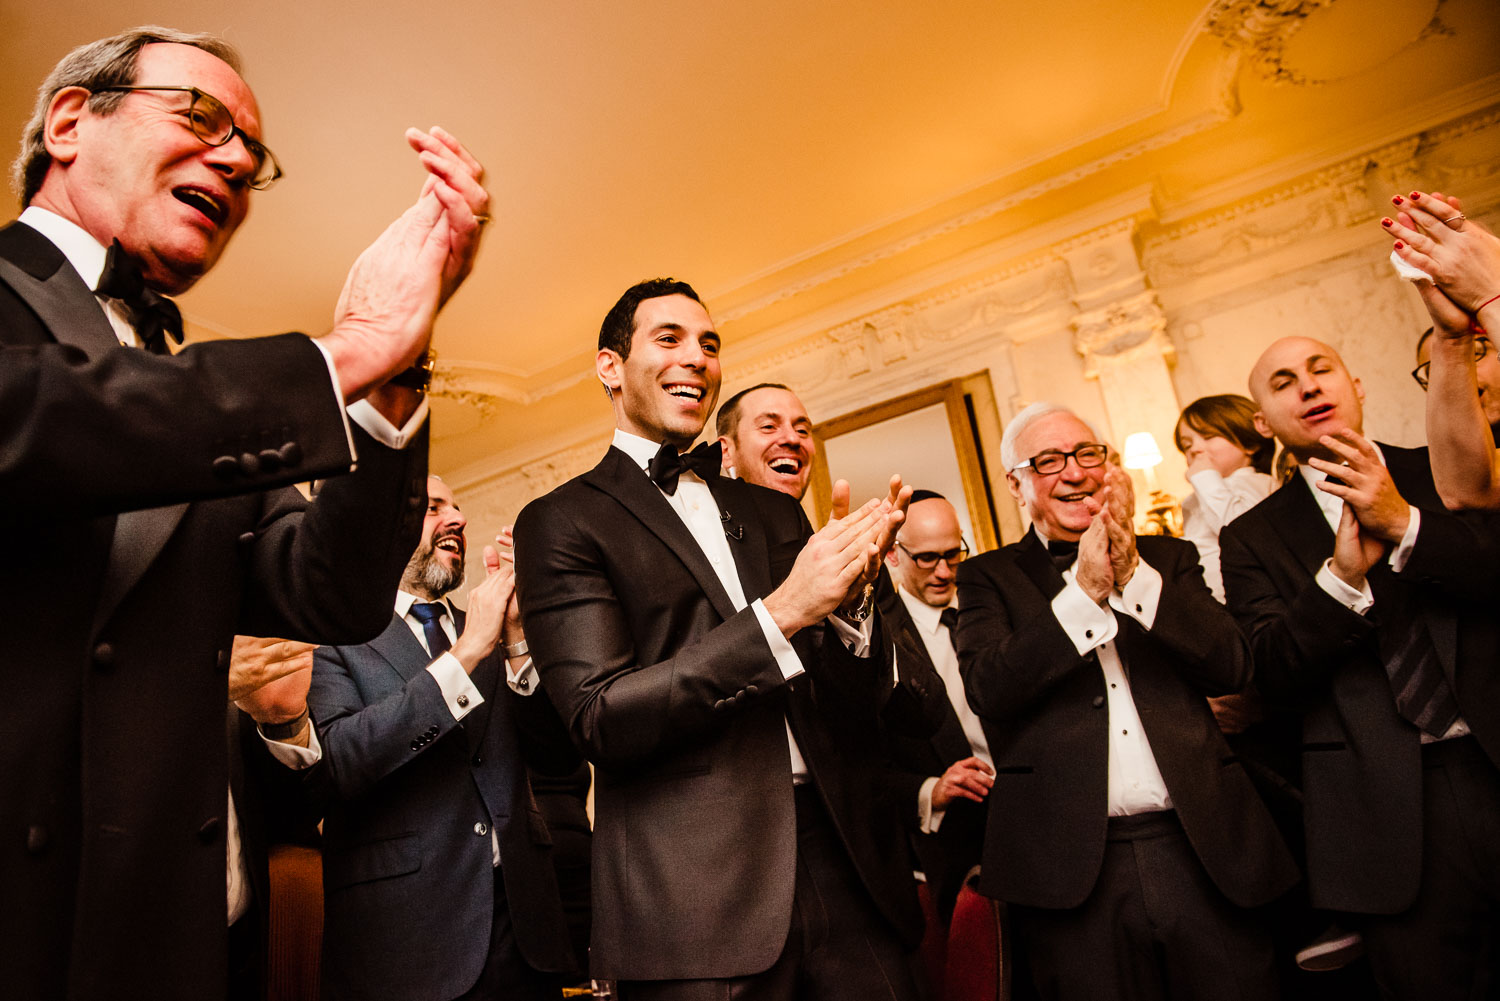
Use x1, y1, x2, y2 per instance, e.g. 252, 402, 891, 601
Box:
952, 401, 1296, 1001
0, 26, 488, 1001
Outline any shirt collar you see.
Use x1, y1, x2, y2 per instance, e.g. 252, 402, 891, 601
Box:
18, 206, 110, 293
897, 584, 950, 635
396, 590, 451, 618
1297, 441, 1386, 520
612, 428, 667, 470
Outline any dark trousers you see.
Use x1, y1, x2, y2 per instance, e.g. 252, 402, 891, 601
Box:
1357, 736, 1500, 1001
620, 783, 920, 1001
455, 867, 562, 1001
1012, 810, 1277, 1001
227, 906, 259, 1001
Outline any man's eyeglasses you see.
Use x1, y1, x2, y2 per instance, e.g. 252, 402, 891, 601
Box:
1009, 443, 1109, 476
1412, 336, 1490, 390
896, 541, 969, 570
93, 85, 283, 190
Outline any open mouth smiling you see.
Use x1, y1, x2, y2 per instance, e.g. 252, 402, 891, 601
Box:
663, 383, 704, 403
767, 456, 803, 476
172, 185, 229, 227
434, 534, 464, 559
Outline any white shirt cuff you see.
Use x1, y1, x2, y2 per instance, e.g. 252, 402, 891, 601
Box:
259, 722, 322, 769
427, 651, 484, 719
1052, 576, 1117, 655
751, 599, 806, 681
1108, 559, 1163, 629
310, 339, 360, 465
506, 655, 539, 696
826, 610, 874, 658
1388, 506, 1421, 573
1315, 559, 1374, 614
918, 775, 945, 834
346, 396, 430, 450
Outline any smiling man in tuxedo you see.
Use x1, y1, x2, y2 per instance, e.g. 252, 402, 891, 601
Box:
0, 26, 487, 1001
955, 401, 1296, 1001
515, 278, 939, 1000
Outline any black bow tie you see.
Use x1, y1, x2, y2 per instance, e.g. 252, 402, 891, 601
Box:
647, 440, 723, 496
95, 240, 183, 354
1045, 538, 1079, 571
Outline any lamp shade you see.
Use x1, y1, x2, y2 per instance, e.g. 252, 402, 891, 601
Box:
1121, 431, 1163, 470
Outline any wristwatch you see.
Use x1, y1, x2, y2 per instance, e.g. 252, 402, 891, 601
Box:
389, 349, 436, 393
843, 583, 876, 622
258, 706, 310, 741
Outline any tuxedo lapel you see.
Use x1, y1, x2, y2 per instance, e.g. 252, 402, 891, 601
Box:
0, 221, 119, 356
0, 223, 196, 639
708, 476, 772, 603
584, 448, 738, 621
1014, 529, 1066, 601
1269, 478, 1334, 579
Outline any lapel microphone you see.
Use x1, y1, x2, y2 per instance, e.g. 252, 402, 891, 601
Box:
721, 508, 744, 541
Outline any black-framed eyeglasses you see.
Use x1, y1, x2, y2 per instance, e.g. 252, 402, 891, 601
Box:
93, 85, 283, 190
1010, 442, 1109, 476
1413, 335, 1490, 390
896, 541, 969, 570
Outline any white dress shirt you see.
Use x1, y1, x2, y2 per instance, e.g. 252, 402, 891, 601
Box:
1041, 529, 1173, 817
1182, 467, 1273, 603
898, 587, 991, 834
611, 429, 874, 783
1299, 460, 1468, 743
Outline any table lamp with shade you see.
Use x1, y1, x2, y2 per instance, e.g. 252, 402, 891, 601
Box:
1121, 431, 1183, 537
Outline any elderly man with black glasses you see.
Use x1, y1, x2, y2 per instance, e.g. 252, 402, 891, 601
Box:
952, 401, 1296, 1001
1, 26, 489, 1001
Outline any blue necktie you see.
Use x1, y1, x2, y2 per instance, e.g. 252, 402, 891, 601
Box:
409, 602, 451, 657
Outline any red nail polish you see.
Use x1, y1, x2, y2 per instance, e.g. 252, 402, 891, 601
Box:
1392, 195, 1404, 205
1410, 191, 1421, 200
1382, 218, 1393, 227
1394, 241, 1405, 249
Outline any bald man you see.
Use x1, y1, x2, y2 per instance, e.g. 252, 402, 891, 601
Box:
1221, 335, 1500, 999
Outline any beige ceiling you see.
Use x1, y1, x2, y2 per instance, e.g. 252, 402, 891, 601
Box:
4, 0, 1498, 477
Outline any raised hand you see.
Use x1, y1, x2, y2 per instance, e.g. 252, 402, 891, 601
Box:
1385, 191, 1500, 314
1100, 465, 1139, 589
494, 526, 525, 649
1074, 500, 1114, 604
764, 497, 891, 636
321, 128, 493, 408
1308, 430, 1409, 543
450, 545, 514, 674
1328, 500, 1387, 591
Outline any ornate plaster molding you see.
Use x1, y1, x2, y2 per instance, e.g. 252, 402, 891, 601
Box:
1205, 0, 1339, 86
1072, 290, 1172, 380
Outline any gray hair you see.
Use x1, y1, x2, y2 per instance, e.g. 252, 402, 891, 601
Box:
1000, 401, 1103, 471
12, 26, 242, 207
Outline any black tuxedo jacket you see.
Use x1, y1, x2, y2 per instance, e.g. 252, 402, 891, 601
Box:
514, 447, 942, 981
0, 219, 426, 1001
955, 530, 1299, 910
876, 574, 987, 918
1220, 444, 1500, 914
309, 607, 580, 1001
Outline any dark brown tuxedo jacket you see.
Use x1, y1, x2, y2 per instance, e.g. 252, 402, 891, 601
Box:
514, 447, 941, 981
955, 530, 1299, 910
1220, 444, 1500, 913
0, 219, 426, 1001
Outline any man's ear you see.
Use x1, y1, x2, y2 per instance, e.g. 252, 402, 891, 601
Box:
1005, 471, 1023, 501
1253, 411, 1273, 441
715, 434, 736, 474
42, 87, 92, 165
596, 349, 623, 395
1353, 376, 1365, 405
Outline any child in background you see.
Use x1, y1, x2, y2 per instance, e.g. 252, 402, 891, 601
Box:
1175, 394, 1275, 603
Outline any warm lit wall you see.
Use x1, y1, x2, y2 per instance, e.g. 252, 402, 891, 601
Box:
448, 103, 1500, 579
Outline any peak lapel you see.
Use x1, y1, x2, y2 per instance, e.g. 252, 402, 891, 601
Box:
708, 476, 773, 602
0, 221, 119, 357
584, 447, 739, 621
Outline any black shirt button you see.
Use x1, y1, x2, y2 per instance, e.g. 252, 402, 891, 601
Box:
1092, 696, 1105, 708
26, 825, 49, 854
213, 455, 239, 478
257, 448, 283, 474
278, 442, 302, 468
238, 452, 261, 476
198, 817, 222, 843
92, 643, 114, 670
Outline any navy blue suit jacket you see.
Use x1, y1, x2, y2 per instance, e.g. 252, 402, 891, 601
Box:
309, 607, 580, 1001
